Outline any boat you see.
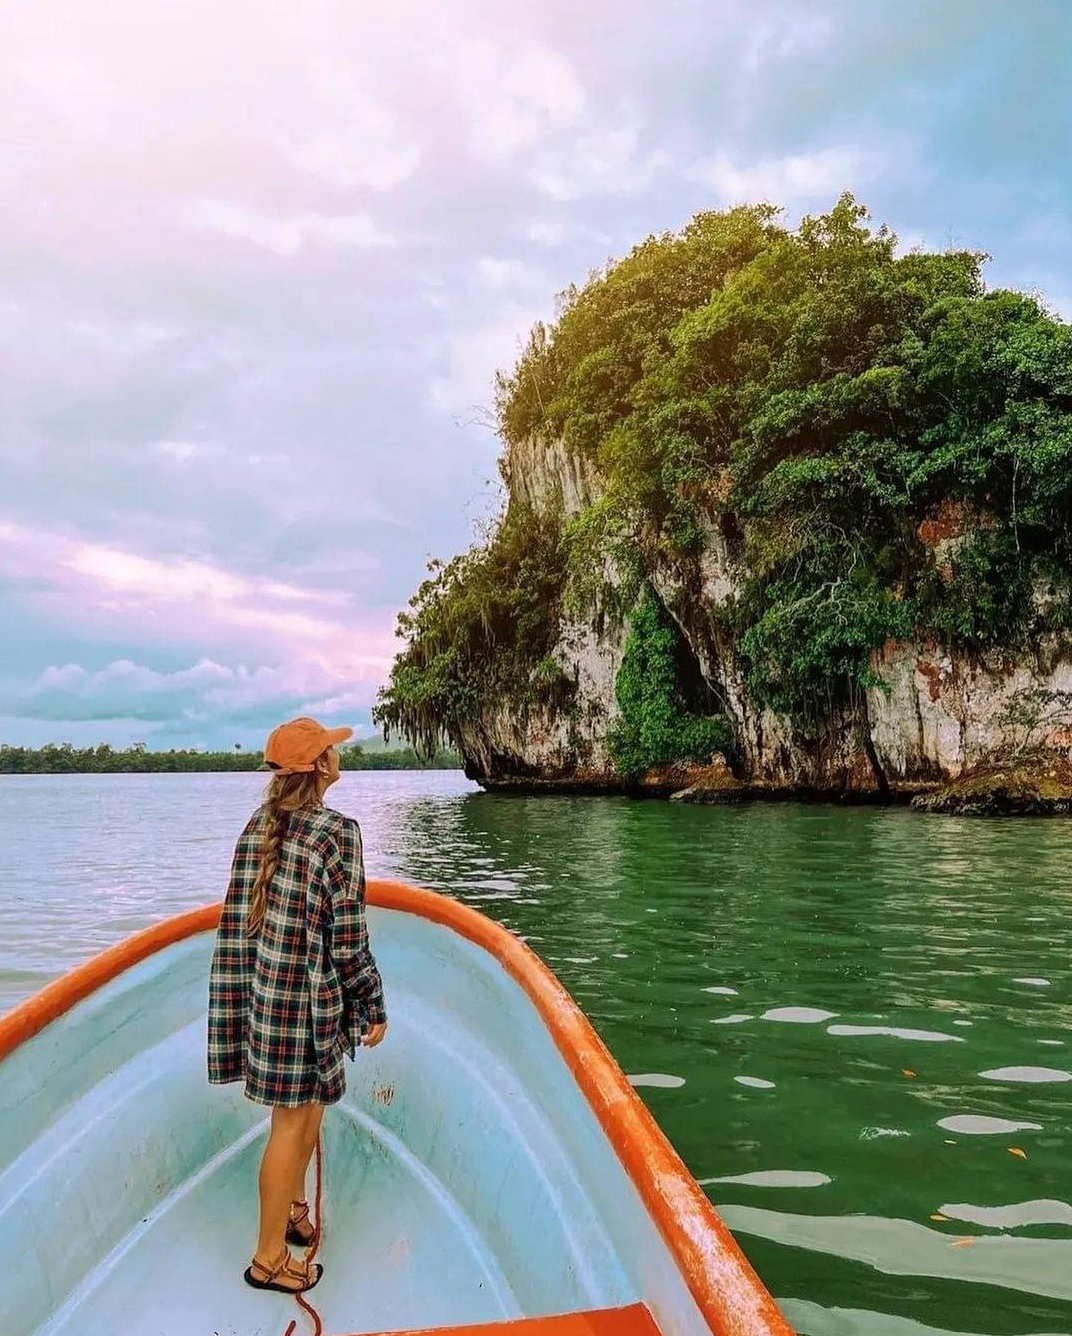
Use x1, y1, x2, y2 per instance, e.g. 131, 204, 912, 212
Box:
0, 879, 795, 1336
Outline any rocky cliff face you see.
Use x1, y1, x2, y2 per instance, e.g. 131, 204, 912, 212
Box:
460, 436, 1072, 797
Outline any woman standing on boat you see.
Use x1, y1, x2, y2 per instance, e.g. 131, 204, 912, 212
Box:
207, 715, 388, 1295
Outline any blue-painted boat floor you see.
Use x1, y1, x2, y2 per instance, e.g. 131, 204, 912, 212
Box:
37, 1122, 544, 1336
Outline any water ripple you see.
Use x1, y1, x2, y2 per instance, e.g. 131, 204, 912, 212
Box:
937, 1115, 1044, 1136
980, 1067, 1072, 1084
828, 1024, 964, 1043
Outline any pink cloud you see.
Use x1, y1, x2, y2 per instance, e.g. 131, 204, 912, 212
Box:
0, 516, 403, 693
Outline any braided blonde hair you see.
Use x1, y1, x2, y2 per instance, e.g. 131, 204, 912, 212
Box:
245, 761, 327, 937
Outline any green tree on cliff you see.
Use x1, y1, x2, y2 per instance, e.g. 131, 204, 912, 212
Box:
377, 193, 1072, 759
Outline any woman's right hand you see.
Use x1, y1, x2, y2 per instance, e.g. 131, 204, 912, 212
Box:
361, 1020, 387, 1047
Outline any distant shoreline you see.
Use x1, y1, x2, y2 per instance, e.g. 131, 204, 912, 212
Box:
0, 743, 462, 775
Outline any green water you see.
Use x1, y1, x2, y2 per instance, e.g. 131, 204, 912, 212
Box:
2, 772, 1070, 1334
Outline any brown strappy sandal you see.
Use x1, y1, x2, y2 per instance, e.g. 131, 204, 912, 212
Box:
286, 1198, 317, 1247
244, 1246, 323, 1293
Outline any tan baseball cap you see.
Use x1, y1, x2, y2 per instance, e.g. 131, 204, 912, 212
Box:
262, 715, 353, 774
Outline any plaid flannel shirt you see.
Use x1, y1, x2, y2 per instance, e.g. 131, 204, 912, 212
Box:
207, 801, 386, 1106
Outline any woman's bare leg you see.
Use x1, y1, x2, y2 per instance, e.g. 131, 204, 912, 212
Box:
288, 1102, 325, 1232
254, 1103, 322, 1284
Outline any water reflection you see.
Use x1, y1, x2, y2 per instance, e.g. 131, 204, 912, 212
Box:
762, 1007, 838, 1023
701, 1170, 832, 1189
980, 1066, 1072, 1083
939, 1200, 1072, 1230
937, 1115, 1044, 1135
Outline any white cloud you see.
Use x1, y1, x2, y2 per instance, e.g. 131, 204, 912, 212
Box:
523, 217, 613, 248
531, 119, 673, 201
0, 517, 393, 681
442, 37, 586, 162
429, 301, 550, 423
739, 13, 836, 74
285, 132, 422, 192
524, 218, 570, 247
474, 257, 551, 290
60, 541, 366, 615
427, 252, 562, 421
685, 146, 878, 208
281, 69, 423, 191
182, 200, 393, 254
151, 439, 222, 465
17, 52, 128, 141
300, 686, 378, 715
13, 654, 387, 727
64, 316, 183, 356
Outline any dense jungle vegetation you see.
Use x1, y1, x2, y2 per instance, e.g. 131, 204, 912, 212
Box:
375, 193, 1072, 772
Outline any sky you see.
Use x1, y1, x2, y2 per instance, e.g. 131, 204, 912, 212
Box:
2, 0, 1071, 751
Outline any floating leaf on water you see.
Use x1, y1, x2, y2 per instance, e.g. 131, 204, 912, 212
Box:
1008, 1146, 1027, 1159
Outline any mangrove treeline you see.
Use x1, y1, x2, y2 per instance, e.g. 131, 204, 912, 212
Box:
0, 741, 462, 775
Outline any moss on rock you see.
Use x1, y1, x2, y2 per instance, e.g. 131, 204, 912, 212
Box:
911, 749, 1072, 816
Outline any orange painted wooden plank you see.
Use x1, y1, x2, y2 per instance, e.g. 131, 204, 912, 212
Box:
354, 1302, 663, 1336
